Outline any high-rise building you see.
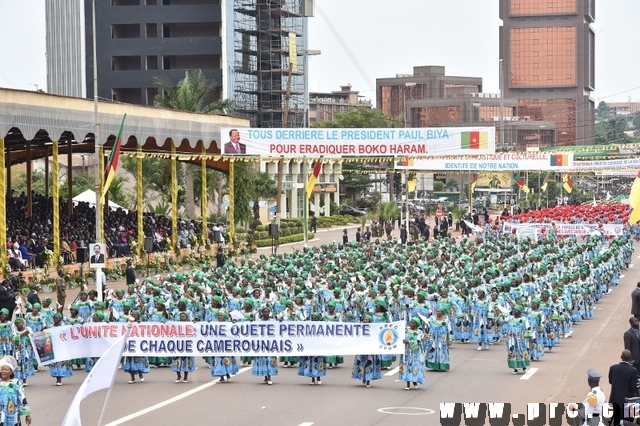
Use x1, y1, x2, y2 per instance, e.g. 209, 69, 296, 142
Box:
309, 85, 371, 124
47, 0, 225, 105
376, 66, 483, 119
46, 0, 312, 129
499, 0, 595, 147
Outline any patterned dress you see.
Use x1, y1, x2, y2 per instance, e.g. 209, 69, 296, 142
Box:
399, 328, 426, 384
505, 316, 531, 370
0, 380, 30, 425
13, 332, 35, 382
48, 324, 73, 379
251, 317, 279, 379
425, 317, 453, 371
0, 322, 15, 356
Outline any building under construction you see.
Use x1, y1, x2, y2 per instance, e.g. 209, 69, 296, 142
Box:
233, 0, 309, 128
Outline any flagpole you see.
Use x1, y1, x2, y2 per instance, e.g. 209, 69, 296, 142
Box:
303, 172, 309, 247
92, 0, 103, 302
468, 172, 472, 216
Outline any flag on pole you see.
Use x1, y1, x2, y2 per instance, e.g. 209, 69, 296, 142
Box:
407, 172, 417, 193
102, 114, 127, 202
513, 172, 530, 193
540, 172, 551, 192
62, 327, 130, 426
628, 171, 640, 224
470, 173, 478, 193
562, 172, 573, 193
305, 159, 322, 199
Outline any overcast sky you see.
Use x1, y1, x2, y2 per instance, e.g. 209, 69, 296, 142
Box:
1, 0, 638, 105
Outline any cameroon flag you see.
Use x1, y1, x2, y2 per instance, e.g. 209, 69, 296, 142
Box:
461, 131, 489, 150
305, 159, 323, 199
102, 114, 127, 202
513, 172, 530, 194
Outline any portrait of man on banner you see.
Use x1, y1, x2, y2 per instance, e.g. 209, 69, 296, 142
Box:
89, 243, 106, 268
223, 128, 247, 154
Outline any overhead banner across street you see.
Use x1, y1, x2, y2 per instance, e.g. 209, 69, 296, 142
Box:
503, 222, 625, 237
221, 126, 496, 157
394, 152, 574, 171
32, 321, 406, 365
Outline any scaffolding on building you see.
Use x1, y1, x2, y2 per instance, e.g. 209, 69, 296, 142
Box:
234, 0, 306, 128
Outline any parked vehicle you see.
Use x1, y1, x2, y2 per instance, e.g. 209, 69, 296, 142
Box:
339, 205, 367, 217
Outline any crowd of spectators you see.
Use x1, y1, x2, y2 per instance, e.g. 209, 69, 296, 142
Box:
5, 191, 211, 271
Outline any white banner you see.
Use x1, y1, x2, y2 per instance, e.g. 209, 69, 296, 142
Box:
221, 127, 495, 157
574, 157, 640, 170
32, 321, 406, 365
394, 152, 574, 171
503, 222, 625, 237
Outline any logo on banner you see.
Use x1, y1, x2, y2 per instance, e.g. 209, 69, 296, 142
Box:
549, 154, 569, 167
378, 324, 400, 350
396, 157, 414, 167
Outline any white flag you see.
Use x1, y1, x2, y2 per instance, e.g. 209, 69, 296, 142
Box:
62, 327, 130, 426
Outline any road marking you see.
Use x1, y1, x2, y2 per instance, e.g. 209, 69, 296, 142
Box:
520, 367, 539, 380
384, 366, 400, 376
377, 407, 435, 415
620, 274, 626, 279
298, 423, 315, 426
104, 367, 251, 426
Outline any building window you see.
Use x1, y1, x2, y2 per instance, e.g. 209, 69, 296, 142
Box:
146, 23, 157, 38
163, 56, 172, 70
146, 56, 158, 70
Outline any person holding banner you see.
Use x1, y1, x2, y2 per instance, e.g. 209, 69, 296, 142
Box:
85, 311, 108, 373
49, 313, 73, 386
122, 311, 149, 384
252, 307, 278, 385
210, 312, 238, 383
172, 312, 196, 383
298, 313, 327, 385
351, 315, 382, 388
0, 356, 31, 425
399, 317, 427, 390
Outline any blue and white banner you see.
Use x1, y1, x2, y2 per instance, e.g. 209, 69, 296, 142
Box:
32, 321, 406, 365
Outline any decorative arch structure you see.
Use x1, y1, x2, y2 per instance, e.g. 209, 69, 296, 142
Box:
0, 88, 249, 271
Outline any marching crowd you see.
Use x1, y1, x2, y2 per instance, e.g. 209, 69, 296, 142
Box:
0, 202, 634, 425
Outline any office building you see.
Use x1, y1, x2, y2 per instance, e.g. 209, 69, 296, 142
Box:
46, 0, 312, 129
309, 85, 371, 124
499, 0, 595, 146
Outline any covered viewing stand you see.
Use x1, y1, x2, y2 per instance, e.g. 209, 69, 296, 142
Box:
0, 88, 249, 272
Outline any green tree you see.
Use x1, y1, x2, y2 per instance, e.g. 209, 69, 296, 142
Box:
444, 179, 459, 192
122, 156, 185, 208
106, 175, 133, 209
604, 116, 630, 144
313, 107, 400, 201
250, 171, 277, 221
153, 70, 237, 217
595, 101, 610, 120
232, 162, 254, 225
70, 171, 95, 197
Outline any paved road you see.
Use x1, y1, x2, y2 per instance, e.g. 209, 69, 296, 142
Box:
26, 231, 636, 426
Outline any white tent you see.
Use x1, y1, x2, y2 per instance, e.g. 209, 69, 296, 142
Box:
72, 189, 128, 212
